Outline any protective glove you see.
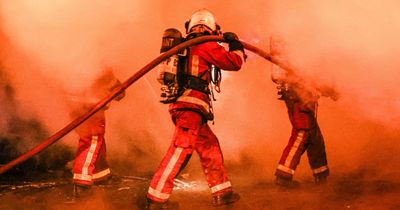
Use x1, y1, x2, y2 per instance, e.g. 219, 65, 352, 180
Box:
223, 32, 239, 42
223, 32, 244, 52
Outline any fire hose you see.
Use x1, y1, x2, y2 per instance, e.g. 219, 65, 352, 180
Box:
0, 35, 293, 175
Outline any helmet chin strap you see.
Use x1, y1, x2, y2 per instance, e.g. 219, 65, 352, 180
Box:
190, 25, 213, 34
186, 25, 214, 40
186, 25, 221, 40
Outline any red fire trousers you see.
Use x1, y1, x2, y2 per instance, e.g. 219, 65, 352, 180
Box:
147, 110, 232, 202
72, 110, 111, 185
275, 99, 329, 180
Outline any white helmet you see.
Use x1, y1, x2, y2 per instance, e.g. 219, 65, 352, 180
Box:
186, 9, 217, 33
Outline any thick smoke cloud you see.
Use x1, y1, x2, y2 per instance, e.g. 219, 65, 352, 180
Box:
0, 0, 399, 182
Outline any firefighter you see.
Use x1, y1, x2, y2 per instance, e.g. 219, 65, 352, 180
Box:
269, 36, 339, 187
146, 9, 246, 209
66, 67, 125, 197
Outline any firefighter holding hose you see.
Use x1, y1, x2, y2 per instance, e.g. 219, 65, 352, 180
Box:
146, 9, 246, 209
269, 36, 339, 188
66, 67, 125, 198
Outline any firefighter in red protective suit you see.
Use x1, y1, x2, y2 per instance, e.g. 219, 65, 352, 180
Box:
66, 67, 125, 197
269, 36, 339, 187
146, 9, 246, 210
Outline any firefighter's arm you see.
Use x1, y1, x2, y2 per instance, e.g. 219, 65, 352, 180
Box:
99, 68, 126, 101
223, 32, 247, 62
202, 42, 243, 71
317, 85, 340, 101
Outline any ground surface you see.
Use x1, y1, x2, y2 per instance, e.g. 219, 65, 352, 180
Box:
0, 169, 399, 210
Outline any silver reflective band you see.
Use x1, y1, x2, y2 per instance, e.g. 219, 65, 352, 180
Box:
284, 131, 305, 167
313, 165, 329, 174
177, 95, 210, 111
211, 181, 232, 193
155, 148, 184, 193
73, 173, 92, 181
148, 187, 170, 200
277, 164, 295, 175
93, 168, 111, 180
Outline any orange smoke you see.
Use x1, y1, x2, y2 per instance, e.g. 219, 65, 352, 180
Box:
0, 0, 399, 181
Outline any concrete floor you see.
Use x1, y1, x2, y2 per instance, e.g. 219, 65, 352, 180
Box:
0, 169, 399, 210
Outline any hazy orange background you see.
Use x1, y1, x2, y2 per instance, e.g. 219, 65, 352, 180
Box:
0, 0, 399, 181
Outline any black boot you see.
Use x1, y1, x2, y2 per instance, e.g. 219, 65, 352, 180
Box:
146, 198, 179, 210
73, 184, 93, 198
275, 176, 300, 189
212, 191, 240, 206
314, 175, 328, 185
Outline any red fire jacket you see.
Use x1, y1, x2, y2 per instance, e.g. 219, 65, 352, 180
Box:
169, 41, 244, 117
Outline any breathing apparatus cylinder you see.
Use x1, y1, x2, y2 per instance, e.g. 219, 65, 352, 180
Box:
269, 35, 289, 99
157, 28, 183, 85
271, 64, 288, 100
271, 64, 287, 83
157, 28, 185, 103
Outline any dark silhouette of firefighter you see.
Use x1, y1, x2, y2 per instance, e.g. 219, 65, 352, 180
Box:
65, 67, 125, 197
269, 36, 339, 187
146, 9, 246, 209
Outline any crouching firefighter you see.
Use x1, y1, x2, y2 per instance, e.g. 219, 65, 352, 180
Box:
269, 36, 339, 188
146, 8, 246, 210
